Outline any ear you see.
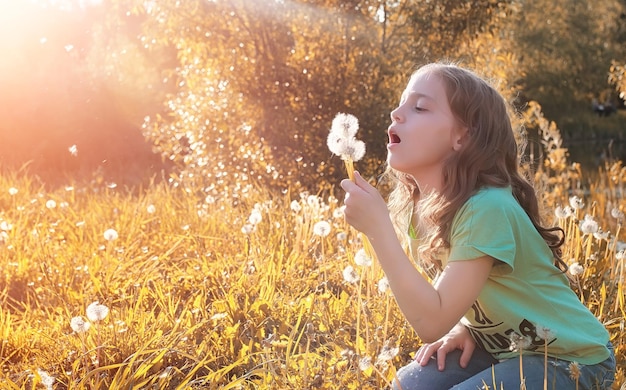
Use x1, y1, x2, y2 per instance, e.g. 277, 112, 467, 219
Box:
452, 126, 469, 152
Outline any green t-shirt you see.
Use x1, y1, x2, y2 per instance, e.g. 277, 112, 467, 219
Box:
413, 186, 610, 364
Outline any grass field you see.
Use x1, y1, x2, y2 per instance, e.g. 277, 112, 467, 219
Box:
0, 157, 624, 389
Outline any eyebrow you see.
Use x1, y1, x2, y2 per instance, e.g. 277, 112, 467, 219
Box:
405, 91, 435, 101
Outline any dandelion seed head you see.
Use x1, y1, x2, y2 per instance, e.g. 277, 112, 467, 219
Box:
568, 262, 584, 276
241, 224, 254, 234
248, 210, 262, 225
377, 276, 390, 293
45, 199, 57, 209
290, 200, 302, 212
568, 361, 581, 380
336, 232, 347, 241
331, 113, 359, 138
569, 196, 584, 210
313, 220, 331, 237
332, 206, 345, 219
509, 332, 531, 352
611, 208, 624, 220
354, 248, 372, 267
593, 230, 609, 241
554, 206, 567, 219
579, 214, 599, 235
377, 342, 399, 362
37, 369, 55, 389
146, 204, 156, 214
342, 265, 359, 284
358, 355, 373, 371
536, 325, 555, 340
103, 228, 118, 241
8, 187, 18, 196
70, 316, 91, 333
86, 301, 109, 322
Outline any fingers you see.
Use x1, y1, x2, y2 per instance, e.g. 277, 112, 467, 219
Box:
414, 342, 441, 367
458, 341, 476, 368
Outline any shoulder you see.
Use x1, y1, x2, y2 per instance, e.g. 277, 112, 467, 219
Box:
455, 186, 518, 221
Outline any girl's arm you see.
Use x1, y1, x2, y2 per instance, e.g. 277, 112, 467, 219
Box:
341, 172, 493, 342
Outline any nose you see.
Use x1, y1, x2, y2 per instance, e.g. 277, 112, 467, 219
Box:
390, 106, 402, 122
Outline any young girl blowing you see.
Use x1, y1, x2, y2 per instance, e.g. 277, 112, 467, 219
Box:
340, 63, 615, 389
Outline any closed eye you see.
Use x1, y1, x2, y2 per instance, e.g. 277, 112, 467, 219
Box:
414, 106, 427, 112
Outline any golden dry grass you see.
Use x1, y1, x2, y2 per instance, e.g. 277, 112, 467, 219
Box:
0, 160, 624, 388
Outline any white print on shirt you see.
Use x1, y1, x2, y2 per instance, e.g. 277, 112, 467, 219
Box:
465, 301, 557, 358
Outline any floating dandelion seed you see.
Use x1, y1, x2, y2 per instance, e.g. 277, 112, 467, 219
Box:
86, 301, 109, 322
579, 214, 599, 235
103, 228, 118, 241
342, 265, 360, 284
68, 144, 78, 156
313, 221, 331, 237
354, 248, 372, 267
568, 262, 584, 276
70, 316, 91, 333
569, 196, 584, 210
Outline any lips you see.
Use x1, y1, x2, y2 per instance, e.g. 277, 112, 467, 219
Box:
388, 131, 401, 144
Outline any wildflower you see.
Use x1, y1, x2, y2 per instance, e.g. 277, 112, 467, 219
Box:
86, 301, 109, 322
327, 113, 366, 162
70, 316, 91, 333
611, 208, 624, 220
103, 228, 118, 241
377, 276, 390, 293
342, 265, 359, 284
146, 204, 156, 214
313, 221, 331, 237
568, 262, 584, 276
354, 248, 372, 267
45, 199, 57, 209
37, 369, 55, 390
568, 361, 581, 381
569, 196, 584, 210
248, 210, 262, 225
8, 187, 17, 196
579, 214, 599, 235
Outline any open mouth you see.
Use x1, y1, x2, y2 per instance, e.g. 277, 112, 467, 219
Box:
389, 132, 401, 144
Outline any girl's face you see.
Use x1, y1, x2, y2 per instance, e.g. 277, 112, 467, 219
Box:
387, 71, 465, 189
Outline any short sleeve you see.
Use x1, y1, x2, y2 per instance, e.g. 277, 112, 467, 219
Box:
447, 190, 516, 273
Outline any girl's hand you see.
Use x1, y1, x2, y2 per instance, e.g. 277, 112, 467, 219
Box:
413, 323, 475, 371
340, 171, 391, 238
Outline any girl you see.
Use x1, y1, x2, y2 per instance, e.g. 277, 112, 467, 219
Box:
340, 63, 615, 389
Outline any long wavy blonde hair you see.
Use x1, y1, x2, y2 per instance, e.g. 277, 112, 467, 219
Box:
383, 63, 565, 272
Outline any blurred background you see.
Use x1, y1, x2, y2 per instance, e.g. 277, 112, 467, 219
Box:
0, 0, 625, 192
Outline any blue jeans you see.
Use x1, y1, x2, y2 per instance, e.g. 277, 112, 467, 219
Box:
392, 343, 615, 390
